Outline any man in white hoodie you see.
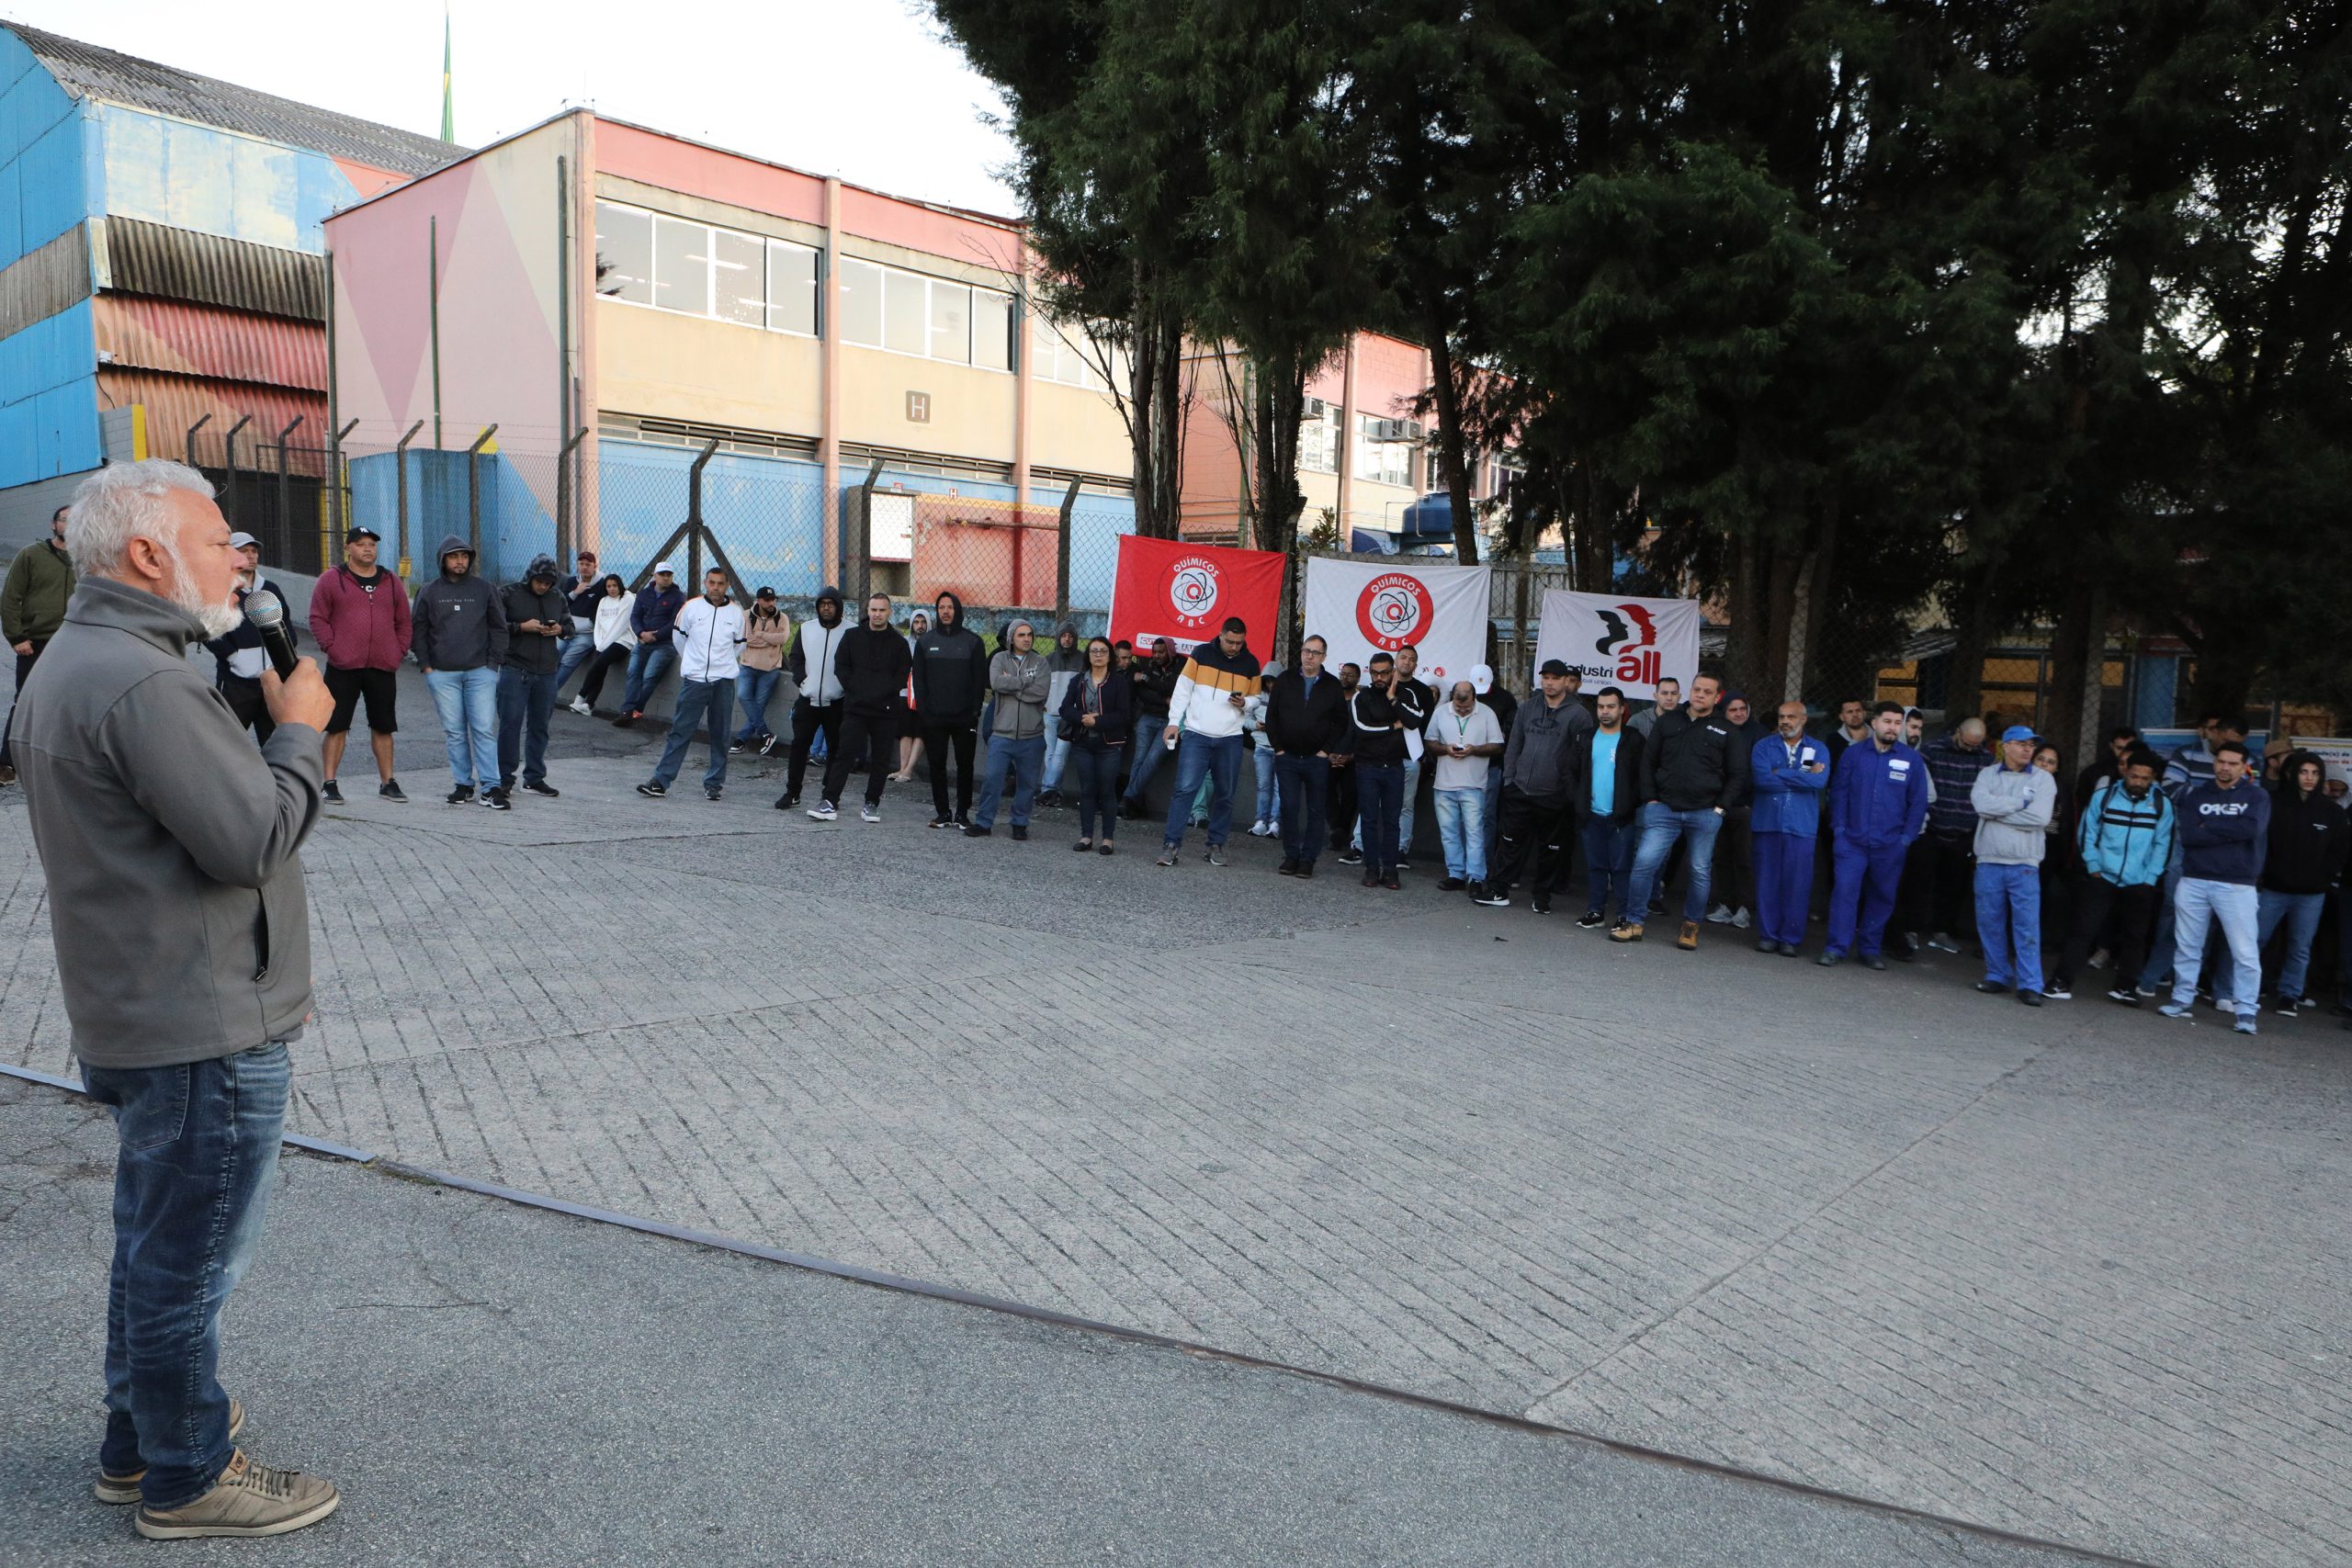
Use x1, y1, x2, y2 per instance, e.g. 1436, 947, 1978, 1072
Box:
639, 569, 744, 801
1155, 617, 1263, 867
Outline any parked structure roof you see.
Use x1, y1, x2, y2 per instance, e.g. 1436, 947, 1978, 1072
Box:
5, 21, 466, 177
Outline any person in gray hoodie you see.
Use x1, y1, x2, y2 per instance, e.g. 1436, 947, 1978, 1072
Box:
964, 619, 1051, 839
1970, 725, 2057, 1004
412, 534, 511, 807
16, 459, 343, 1540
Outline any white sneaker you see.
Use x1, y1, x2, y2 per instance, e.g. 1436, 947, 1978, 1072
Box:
860, 804, 880, 823
568, 697, 591, 716
1928, 931, 1962, 953
2233, 1015, 2258, 1035
1705, 903, 1735, 924
806, 802, 838, 821
1728, 908, 1751, 930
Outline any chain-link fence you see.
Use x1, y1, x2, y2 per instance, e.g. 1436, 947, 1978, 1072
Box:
187, 430, 338, 577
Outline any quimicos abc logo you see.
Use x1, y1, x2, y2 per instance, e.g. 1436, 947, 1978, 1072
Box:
1593, 603, 1666, 685
1168, 558, 1223, 627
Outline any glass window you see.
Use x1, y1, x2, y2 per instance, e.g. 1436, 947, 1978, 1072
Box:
1032, 310, 1065, 382
712, 230, 764, 326
768, 242, 818, 336
883, 269, 927, 355
594, 203, 652, 305
838, 258, 883, 346
928, 280, 970, 364
972, 289, 1011, 371
1300, 403, 1340, 474
1357, 414, 1410, 486
652, 216, 708, 316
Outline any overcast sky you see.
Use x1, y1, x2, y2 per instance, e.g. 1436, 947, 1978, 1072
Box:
9, 0, 1022, 214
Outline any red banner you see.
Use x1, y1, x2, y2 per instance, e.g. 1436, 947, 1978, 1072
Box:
1106, 535, 1285, 664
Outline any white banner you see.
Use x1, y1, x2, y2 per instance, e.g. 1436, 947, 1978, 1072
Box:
1301, 558, 1491, 691
1532, 590, 1704, 701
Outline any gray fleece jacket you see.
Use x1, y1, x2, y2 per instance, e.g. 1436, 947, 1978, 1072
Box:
1970, 761, 2056, 866
14, 576, 324, 1067
987, 648, 1052, 740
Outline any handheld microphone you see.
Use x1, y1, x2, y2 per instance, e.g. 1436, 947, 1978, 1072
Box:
243, 589, 300, 680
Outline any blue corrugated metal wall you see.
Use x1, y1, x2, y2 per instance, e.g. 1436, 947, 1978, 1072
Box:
96, 105, 360, 254
0, 36, 101, 490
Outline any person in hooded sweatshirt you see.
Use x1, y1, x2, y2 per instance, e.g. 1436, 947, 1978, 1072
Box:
2160, 739, 2271, 1034
1153, 617, 1264, 867
411, 536, 510, 807
965, 619, 1052, 839
912, 590, 987, 828
779, 585, 847, 809
808, 592, 911, 822
2251, 748, 2346, 1014
2050, 748, 2174, 1005
494, 555, 572, 800
1037, 622, 1087, 808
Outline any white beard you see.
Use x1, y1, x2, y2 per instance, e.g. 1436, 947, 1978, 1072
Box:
164, 540, 244, 639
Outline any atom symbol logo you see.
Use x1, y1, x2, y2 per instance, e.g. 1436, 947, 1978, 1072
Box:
1169, 560, 1222, 626
1356, 573, 1434, 651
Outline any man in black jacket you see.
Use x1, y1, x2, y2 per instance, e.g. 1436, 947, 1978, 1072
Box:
1345, 653, 1410, 888
1119, 637, 1182, 818
1489, 660, 1585, 913
1613, 672, 1743, 949
1568, 686, 1644, 927
495, 555, 571, 800
1264, 634, 1345, 877
911, 590, 987, 828
808, 592, 912, 823
201, 532, 295, 746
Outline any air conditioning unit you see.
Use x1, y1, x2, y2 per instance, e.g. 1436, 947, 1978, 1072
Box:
1304, 397, 1328, 418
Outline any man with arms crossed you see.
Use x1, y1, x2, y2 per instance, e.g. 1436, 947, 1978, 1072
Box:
17, 460, 339, 1538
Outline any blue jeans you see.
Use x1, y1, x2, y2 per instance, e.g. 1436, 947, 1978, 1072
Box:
620, 640, 676, 714
1123, 718, 1173, 804
1044, 730, 1072, 793
1975, 861, 2043, 992
2138, 864, 2183, 991
553, 629, 596, 694
733, 668, 783, 742
652, 678, 736, 792
496, 665, 559, 787
1163, 730, 1245, 850
1274, 752, 1329, 865
1253, 742, 1281, 825
82, 1043, 289, 1509
1433, 787, 1488, 882
2256, 889, 2326, 1000
1626, 803, 1724, 923
972, 733, 1045, 829
424, 666, 499, 789
2173, 877, 2259, 1017
1581, 816, 1634, 919
1356, 762, 1404, 873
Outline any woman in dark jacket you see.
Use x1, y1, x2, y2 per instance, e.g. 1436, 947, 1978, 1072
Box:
1057, 637, 1132, 854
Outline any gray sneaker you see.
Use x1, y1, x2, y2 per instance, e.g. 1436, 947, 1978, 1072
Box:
1204, 845, 1228, 867
133, 1450, 338, 1540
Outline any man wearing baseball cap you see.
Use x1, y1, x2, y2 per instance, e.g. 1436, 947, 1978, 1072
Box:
306, 525, 411, 803
615, 561, 685, 725
199, 532, 298, 744
1970, 724, 2058, 1005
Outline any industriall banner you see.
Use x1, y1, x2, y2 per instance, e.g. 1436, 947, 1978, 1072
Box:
1107, 536, 1286, 665
1301, 557, 1492, 690
1532, 590, 1704, 701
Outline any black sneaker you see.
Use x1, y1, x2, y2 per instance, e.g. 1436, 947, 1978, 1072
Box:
931, 815, 954, 829
446, 784, 475, 806
523, 781, 560, 797
2018, 989, 2043, 1008
1530, 897, 1552, 916
1577, 910, 1606, 928
1011, 825, 1029, 841
1338, 850, 1364, 866
321, 781, 345, 805
1277, 858, 1299, 876
779, 794, 800, 810
1471, 883, 1508, 908
706, 787, 722, 801
964, 824, 994, 838
1973, 980, 2009, 995
1394, 857, 1413, 873
638, 782, 666, 798
728, 740, 747, 755
379, 779, 406, 803
480, 788, 513, 811
1295, 861, 1314, 879
1437, 877, 1466, 893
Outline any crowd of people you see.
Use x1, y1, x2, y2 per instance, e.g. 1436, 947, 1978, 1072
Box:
53, 522, 2352, 1036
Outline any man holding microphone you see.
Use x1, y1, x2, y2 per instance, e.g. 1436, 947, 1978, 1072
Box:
15, 460, 340, 1540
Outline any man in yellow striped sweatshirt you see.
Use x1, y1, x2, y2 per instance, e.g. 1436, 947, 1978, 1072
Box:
1155, 617, 1263, 868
